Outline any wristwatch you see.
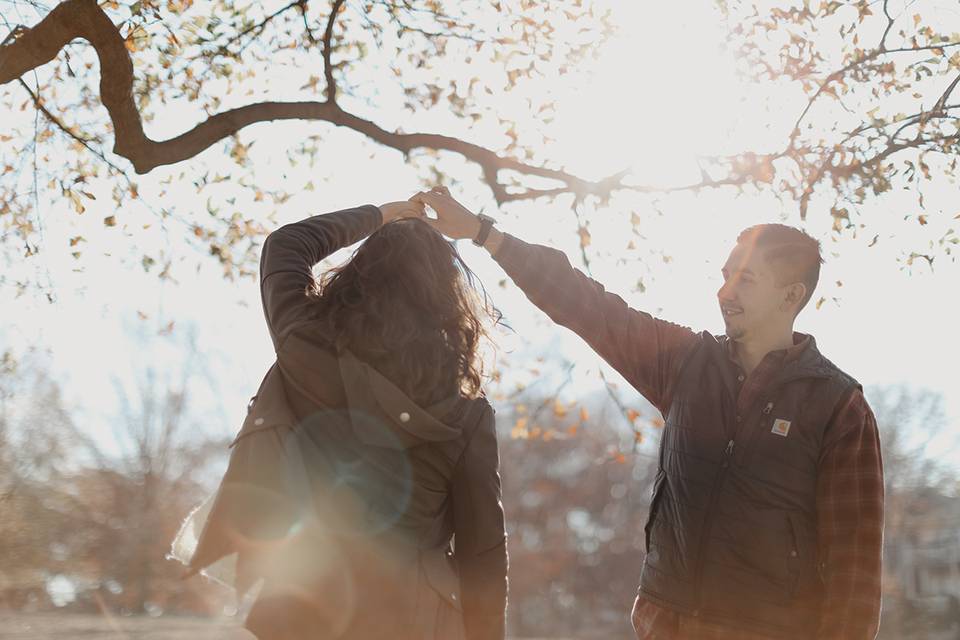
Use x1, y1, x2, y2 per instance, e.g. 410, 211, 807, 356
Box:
472, 214, 496, 247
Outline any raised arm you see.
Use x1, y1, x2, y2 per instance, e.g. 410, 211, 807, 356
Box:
259, 201, 422, 350
411, 188, 698, 412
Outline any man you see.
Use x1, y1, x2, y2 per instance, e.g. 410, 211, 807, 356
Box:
412, 186, 883, 639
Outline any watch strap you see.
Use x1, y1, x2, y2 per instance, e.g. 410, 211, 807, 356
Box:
472, 215, 496, 247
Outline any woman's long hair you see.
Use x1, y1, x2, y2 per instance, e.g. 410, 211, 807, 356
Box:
310, 217, 499, 404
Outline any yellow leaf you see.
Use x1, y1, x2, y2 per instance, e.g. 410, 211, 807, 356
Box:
68, 190, 85, 214
578, 226, 591, 248
104, 215, 117, 227
627, 409, 640, 422
579, 406, 589, 422
552, 400, 568, 418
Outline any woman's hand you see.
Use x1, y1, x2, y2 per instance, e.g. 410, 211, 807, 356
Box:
379, 200, 426, 225
409, 187, 482, 241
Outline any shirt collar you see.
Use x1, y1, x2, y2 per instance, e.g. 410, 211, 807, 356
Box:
724, 332, 812, 368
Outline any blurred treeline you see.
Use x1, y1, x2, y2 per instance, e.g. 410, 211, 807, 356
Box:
1, 348, 958, 639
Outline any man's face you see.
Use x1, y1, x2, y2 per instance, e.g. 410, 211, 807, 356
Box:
717, 242, 789, 341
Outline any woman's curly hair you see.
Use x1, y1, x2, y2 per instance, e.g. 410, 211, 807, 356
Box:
310, 217, 500, 405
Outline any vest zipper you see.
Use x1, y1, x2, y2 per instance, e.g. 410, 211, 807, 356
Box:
691, 437, 737, 616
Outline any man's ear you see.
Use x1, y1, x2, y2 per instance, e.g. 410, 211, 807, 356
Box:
781, 282, 807, 312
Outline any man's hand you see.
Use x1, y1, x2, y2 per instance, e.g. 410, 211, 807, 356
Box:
409, 187, 482, 240
379, 200, 426, 225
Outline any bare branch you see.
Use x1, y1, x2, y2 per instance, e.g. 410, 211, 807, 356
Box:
322, 0, 346, 103
879, 0, 895, 52
205, 0, 302, 60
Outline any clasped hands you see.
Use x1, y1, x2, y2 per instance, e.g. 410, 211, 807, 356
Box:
379, 186, 482, 241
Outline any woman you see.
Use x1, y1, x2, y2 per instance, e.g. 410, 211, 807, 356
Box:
174, 201, 507, 640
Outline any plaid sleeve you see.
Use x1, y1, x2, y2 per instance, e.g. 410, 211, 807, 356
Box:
492, 233, 697, 412
816, 389, 884, 639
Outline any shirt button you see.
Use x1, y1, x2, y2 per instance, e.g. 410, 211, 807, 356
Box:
737, 374, 745, 382
790, 550, 798, 558
254, 417, 264, 426
399, 411, 411, 423
450, 593, 457, 600
735, 415, 742, 423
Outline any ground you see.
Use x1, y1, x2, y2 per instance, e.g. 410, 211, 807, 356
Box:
0, 613, 254, 639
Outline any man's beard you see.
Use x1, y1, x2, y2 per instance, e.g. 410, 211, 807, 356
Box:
723, 321, 746, 341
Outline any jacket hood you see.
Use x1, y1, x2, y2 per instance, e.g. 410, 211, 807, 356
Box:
279, 331, 465, 450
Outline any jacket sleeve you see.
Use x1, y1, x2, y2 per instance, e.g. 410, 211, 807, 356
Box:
491, 233, 698, 413
451, 403, 508, 640
815, 389, 884, 639
259, 204, 382, 350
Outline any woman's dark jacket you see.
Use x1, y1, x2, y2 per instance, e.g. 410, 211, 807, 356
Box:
186, 205, 508, 640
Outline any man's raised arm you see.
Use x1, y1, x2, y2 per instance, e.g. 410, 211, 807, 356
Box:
412, 188, 697, 413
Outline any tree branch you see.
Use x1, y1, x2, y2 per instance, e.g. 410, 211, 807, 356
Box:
0, 0, 662, 202
322, 0, 346, 103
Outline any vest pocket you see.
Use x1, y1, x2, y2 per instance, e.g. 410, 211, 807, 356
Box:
786, 511, 823, 602
644, 469, 667, 554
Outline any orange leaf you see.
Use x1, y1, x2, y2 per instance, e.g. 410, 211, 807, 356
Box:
578, 226, 591, 248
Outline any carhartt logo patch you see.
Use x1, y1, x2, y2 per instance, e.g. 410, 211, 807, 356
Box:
771, 419, 792, 437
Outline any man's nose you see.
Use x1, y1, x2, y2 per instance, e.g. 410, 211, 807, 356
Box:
717, 280, 735, 302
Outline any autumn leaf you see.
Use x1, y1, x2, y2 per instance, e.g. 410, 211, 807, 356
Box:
553, 400, 568, 418
104, 216, 117, 227
578, 226, 591, 248
626, 409, 640, 422
579, 406, 589, 422
67, 190, 85, 214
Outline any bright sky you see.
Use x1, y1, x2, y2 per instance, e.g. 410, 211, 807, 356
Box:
2, 1, 958, 460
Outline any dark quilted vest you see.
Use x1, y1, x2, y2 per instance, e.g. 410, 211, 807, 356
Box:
639, 332, 859, 639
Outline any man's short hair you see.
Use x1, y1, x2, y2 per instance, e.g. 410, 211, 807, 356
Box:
736, 224, 824, 313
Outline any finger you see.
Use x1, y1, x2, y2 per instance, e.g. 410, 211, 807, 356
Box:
412, 191, 439, 206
